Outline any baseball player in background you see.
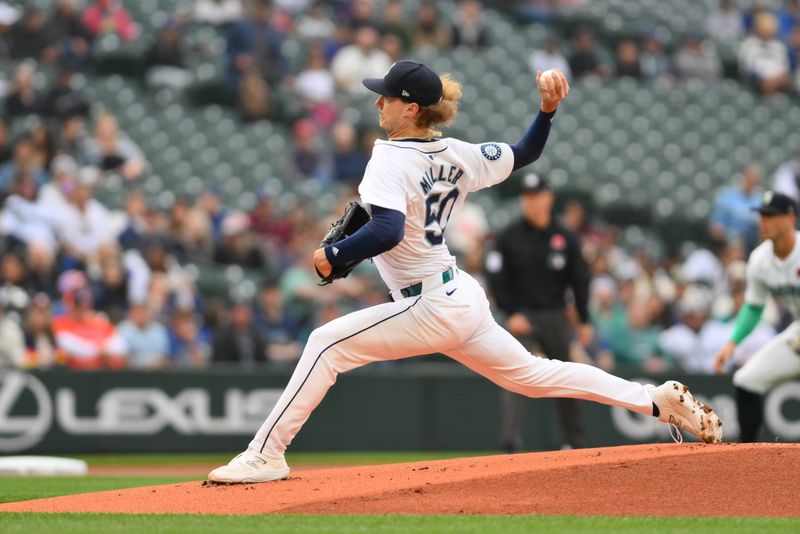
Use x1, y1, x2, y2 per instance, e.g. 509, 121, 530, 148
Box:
209, 61, 722, 483
715, 191, 800, 441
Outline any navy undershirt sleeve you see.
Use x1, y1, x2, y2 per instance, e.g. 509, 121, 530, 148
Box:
510, 109, 556, 171
324, 205, 405, 266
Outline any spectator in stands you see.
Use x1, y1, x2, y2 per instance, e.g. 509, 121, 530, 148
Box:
0, 118, 11, 165
529, 36, 572, 80
331, 24, 392, 94
91, 251, 129, 323
451, 0, 489, 51
249, 190, 292, 255
0, 137, 49, 193
254, 283, 301, 361
194, 0, 244, 28
709, 163, 762, 251
197, 188, 227, 239
40, 155, 76, 210
413, 1, 451, 51
290, 118, 330, 183
381, 0, 411, 52
214, 210, 266, 269
0, 176, 58, 266
615, 39, 643, 79
0, 251, 33, 322
24, 293, 61, 368
81, 0, 138, 42
294, 41, 337, 126
774, 146, 800, 202
55, 170, 117, 267
738, 12, 792, 95
224, 0, 286, 99
331, 121, 369, 186
144, 18, 191, 92
568, 28, 611, 79
167, 198, 213, 262
8, 7, 55, 61
53, 272, 127, 370
141, 237, 198, 316
5, 61, 42, 119
54, 114, 88, 164
380, 32, 404, 63
169, 310, 210, 368
295, 2, 335, 41
639, 30, 671, 81
705, 0, 743, 44
347, 0, 377, 27
49, 0, 93, 72
0, 291, 25, 368
788, 27, 800, 91
83, 112, 147, 181
779, 0, 800, 41
212, 300, 269, 366
672, 32, 722, 81
605, 297, 665, 372
659, 285, 717, 374
42, 69, 90, 119
30, 122, 55, 170
117, 302, 170, 369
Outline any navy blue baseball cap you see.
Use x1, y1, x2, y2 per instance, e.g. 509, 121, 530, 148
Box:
753, 190, 797, 216
362, 60, 443, 106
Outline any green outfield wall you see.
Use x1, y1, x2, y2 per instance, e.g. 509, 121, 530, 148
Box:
1, 364, 798, 453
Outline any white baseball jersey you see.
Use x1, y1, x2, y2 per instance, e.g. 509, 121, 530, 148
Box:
733, 232, 800, 395
358, 138, 513, 291
744, 231, 800, 319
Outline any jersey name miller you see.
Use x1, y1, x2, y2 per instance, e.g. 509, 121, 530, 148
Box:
769, 285, 800, 297
420, 163, 465, 194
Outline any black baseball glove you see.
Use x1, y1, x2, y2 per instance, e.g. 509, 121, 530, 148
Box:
316, 201, 371, 285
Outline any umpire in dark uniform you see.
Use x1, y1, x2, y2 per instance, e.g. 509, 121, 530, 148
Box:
487, 173, 592, 451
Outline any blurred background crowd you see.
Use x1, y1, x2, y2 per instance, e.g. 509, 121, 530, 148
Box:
0, 0, 797, 375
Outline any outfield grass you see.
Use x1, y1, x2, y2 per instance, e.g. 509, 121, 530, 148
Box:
0, 513, 798, 533
0, 476, 196, 504
71, 451, 490, 467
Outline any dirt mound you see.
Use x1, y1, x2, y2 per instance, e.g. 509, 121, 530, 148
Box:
2, 443, 799, 516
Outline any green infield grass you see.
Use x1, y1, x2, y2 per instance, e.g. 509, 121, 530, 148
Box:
0, 513, 798, 533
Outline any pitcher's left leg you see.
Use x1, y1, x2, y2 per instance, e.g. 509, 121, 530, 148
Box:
446, 316, 655, 415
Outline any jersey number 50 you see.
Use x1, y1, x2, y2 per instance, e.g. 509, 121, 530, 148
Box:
424, 189, 460, 246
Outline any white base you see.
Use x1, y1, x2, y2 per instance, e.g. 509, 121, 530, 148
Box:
0, 456, 88, 476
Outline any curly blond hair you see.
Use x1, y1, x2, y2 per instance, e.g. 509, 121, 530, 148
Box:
413, 74, 462, 138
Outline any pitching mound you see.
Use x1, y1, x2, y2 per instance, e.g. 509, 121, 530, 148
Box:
2, 443, 799, 516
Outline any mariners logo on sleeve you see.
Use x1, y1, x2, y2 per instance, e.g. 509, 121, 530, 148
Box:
480, 143, 502, 161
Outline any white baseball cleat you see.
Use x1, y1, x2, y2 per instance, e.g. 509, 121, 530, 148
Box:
207, 450, 290, 483
648, 381, 723, 444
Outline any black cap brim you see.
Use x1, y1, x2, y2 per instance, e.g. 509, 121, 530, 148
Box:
753, 206, 788, 215
363, 77, 393, 97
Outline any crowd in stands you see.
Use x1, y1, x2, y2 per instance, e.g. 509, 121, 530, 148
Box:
0, 0, 796, 377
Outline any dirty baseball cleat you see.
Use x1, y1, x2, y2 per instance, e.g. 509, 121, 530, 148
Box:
208, 450, 290, 483
648, 381, 723, 444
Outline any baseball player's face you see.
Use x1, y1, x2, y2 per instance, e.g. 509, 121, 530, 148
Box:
375, 95, 415, 133
759, 213, 795, 242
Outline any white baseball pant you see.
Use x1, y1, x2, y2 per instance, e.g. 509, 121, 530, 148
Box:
249, 268, 655, 456
734, 320, 800, 394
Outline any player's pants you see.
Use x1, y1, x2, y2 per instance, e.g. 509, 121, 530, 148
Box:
733, 320, 800, 395
249, 269, 655, 457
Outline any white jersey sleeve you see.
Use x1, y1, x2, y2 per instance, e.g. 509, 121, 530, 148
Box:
744, 243, 771, 307
447, 139, 515, 192
358, 152, 409, 214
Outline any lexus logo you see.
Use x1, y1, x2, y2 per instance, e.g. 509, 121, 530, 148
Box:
0, 371, 52, 451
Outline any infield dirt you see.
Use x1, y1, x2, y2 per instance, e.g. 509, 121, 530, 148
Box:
2, 443, 798, 516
